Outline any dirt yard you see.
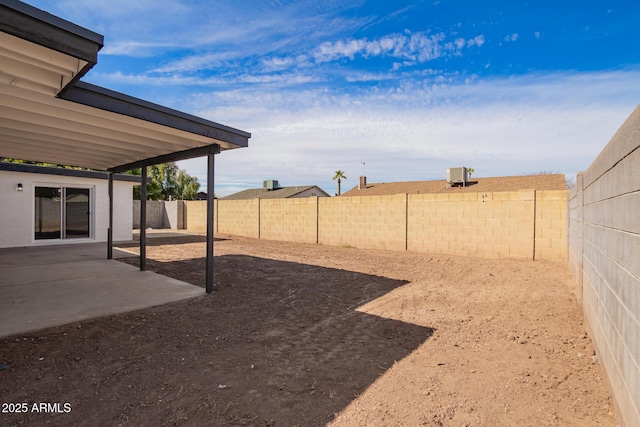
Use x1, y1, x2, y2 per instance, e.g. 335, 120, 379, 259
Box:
0, 234, 617, 426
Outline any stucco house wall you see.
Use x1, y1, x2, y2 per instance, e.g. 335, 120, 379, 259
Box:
0, 168, 135, 248
290, 186, 326, 198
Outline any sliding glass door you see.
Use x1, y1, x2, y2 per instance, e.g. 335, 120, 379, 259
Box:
35, 186, 91, 240
35, 187, 62, 240
65, 188, 90, 238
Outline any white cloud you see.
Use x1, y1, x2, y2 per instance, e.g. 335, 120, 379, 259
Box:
313, 39, 369, 62
467, 35, 485, 47
57, 0, 189, 21
238, 73, 322, 84
93, 70, 322, 88
97, 28, 485, 89
505, 33, 519, 42
261, 55, 306, 71
36, 0, 375, 60
310, 32, 483, 65
101, 41, 178, 56
345, 71, 403, 82
153, 52, 241, 73
172, 70, 640, 195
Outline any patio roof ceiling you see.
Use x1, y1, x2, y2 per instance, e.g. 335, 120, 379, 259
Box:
0, 0, 250, 172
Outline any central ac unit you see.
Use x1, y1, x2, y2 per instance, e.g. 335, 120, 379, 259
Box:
263, 179, 279, 191
447, 167, 468, 185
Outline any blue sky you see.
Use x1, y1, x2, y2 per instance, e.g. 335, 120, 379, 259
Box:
28, 0, 640, 196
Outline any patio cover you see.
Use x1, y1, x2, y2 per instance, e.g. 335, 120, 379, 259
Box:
0, 0, 250, 171
0, 0, 250, 292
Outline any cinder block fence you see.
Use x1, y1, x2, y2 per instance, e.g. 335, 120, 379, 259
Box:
180, 189, 567, 261
568, 105, 640, 427
133, 200, 183, 229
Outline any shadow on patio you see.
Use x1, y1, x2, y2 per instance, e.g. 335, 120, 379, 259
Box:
119, 232, 227, 248
0, 254, 433, 426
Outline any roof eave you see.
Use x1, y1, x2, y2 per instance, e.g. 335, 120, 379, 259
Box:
62, 82, 251, 148
0, 0, 102, 92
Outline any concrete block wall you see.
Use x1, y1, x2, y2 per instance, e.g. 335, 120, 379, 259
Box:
216, 199, 259, 238
147, 201, 165, 229
568, 174, 584, 303
260, 198, 318, 244
163, 201, 184, 230
407, 190, 538, 259
133, 200, 185, 229
183, 200, 208, 232
568, 105, 640, 427
185, 191, 567, 261
318, 194, 407, 251
535, 190, 568, 261
133, 200, 165, 229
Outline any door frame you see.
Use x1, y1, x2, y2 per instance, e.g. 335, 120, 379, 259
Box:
32, 183, 95, 243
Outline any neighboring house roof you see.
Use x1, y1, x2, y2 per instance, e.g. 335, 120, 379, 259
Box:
0, 162, 144, 183
341, 174, 566, 197
222, 186, 329, 200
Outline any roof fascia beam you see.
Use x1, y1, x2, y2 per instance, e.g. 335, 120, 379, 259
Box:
62, 82, 251, 147
109, 144, 220, 173
0, 162, 142, 182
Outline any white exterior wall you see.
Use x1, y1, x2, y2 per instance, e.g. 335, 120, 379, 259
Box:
0, 170, 134, 248
112, 179, 134, 242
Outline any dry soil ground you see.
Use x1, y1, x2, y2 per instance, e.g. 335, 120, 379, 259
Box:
0, 234, 617, 426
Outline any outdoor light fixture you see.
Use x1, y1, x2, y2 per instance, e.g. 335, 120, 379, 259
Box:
17, 183, 23, 192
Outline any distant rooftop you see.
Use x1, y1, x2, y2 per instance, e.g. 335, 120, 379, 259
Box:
341, 174, 566, 197
221, 185, 330, 200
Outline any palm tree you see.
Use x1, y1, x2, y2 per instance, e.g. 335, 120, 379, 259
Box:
467, 167, 475, 178
332, 170, 347, 195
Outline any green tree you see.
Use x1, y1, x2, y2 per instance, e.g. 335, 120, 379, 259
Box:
332, 170, 347, 196
176, 169, 200, 200
151, 163, 179, 200
126, 167, 163, 201
2, 158, 88, 170
127, 163, 200, 200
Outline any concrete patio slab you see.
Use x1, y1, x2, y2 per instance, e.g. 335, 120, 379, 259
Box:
0, 241, 131, 268
0, 243, 204, 339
